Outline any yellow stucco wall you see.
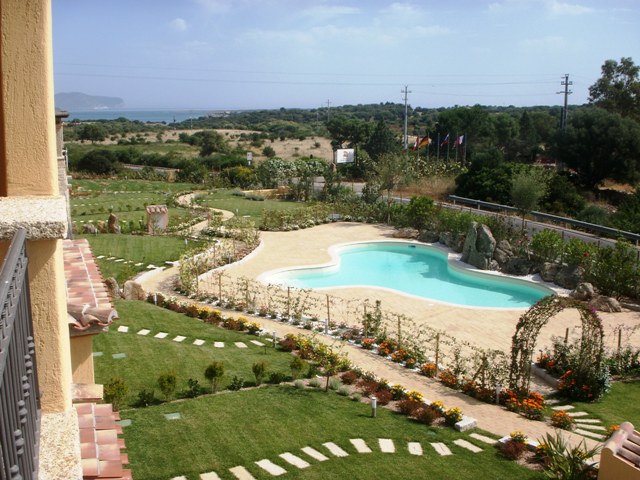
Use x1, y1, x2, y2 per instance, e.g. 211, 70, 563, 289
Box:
70, 336, 95, 384
1, 0, 74, 413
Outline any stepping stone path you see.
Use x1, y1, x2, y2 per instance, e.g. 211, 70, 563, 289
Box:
214, 342, 225, 348
137, 329, 150, 336
173, 336, 186, 342
301, 447, 328, 462
453, 439, 483, 453
431, 442, 452, 456
234, 342, 248, 349
379, 439, 395, 453
567, 411, 589, 417
250, 340, 265, 347
323, 442, 349, 457
408, 442, 422, 456
154, 332, 168, 339
229, 466, 255, 480
279, 452, 310, 469
200, 473, 221, 480
164, 413, 181, 421
112, 353, 126, 359
117, 419, 132, 427
575, 428, 606, 441
193, 339, 205, 346
117, 326, 129, 333
255, 459, 286, 476
92, 352, 103, 357
350, 439, 372, 453
552, 405, 575, 411
575, 418, 603, 424
549, 402, 607, 442
469, 433, 498, 445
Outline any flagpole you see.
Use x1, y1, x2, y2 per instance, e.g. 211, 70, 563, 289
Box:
437, 132, 440, 162
455, 130, 459, 163
463, 132, 467, 167
426, 132, 430, 162
446, 132, 450, 163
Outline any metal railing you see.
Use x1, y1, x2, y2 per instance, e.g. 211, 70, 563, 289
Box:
1, 229, 40, 480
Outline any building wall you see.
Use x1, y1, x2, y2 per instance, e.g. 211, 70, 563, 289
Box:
0, 0, 73, 413
70, 336, 95, 384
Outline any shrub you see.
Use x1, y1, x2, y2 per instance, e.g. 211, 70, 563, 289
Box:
351, 392, 362, 402
204, 361, 225, 393
390, 384, 407, 401
530, 229, 564, 263
337, 385, 351, 397
443, 407, 463, 426
294, 380, 305, 390
419, 362, 437, 378
308, 377, 322, 388
103, 377, 128, 411
278, 335, 297, 352
134, 389, 156, 408
499, 439, 528, 461
397, 398, 422, 416
413, 405, 441, 426
290, 356, 305, 379
181, 378, 205, 399
551, 411, 575, 430
340, 370, 358, 385
373, 389, 393, 406
358, 379, 380, 397
329, 378, 342, 391
252, 361, 267, 386
228, 376, 244, 391
157, 371, 177, 401
267, 372, 288, 384
439, 369, 459, 389
538, 431, 600, 480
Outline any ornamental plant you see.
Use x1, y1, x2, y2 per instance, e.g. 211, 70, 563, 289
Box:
443, 407, 463, 426
361, 338, 375, 350
419, 362, 437, 378
439, 369, 459, 389
551, 411, 575, 431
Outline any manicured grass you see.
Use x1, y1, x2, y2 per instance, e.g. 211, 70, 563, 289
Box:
568, 380, 640, 428
72, 178, 198, 194
94, 300, 292, 405
121, 386, 543, 480
194, 190, 303, 223
80, 234, 206, 284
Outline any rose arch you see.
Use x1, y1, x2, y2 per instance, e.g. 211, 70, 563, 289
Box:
509, 295, 605, 395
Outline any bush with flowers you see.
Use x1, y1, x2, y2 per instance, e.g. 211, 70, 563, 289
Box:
419, 362, 437, 378
443, 407, 463, 426
390, 384, 407, 401
430, 400, 445, 414
390, 348, 410, 363
360, 338, 376, 350
550, 411, 575, 430
439, 369, 459, 389
377, 340, 398, 357
245, 321, 262, 335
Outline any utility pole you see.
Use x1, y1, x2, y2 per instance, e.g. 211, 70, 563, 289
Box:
326, 99, 331, 122
401, 85, 411, 149
557, 74, 573, 129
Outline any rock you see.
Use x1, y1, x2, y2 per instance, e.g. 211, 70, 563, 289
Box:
82, 223, 98, 234
493, 240, 514, 267
418, 230, 440, 243
554, 265, 584, 289
104, 277, 122, 299
462, 222, 496, 270
503, 257, 534, 276
108, 213, 120, 234
393, 228, 419, 239
440, 232, 466, 253
96, 220, 107, 233
122, 280, 146, 301
570, 282, 595, 301
589, 295, 622, 313
539, 262, 561, 282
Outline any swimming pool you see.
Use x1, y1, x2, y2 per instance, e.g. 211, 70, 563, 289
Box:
262, 241, 553, 308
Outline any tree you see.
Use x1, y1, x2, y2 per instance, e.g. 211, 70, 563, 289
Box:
204, 361, 225, 393
363, 119, 398, 162
157, 371, 177, 401
262, 145, 276, 158
372, 153, 412, 222
198, 130, 230, 156
103, 377, 128, 411
589, 57, 640, 121
612, 187, 640, 234
252, 361, 267, 386
510, 167, 549, 229
75, 148, 121, 175
78, 123, 107, 143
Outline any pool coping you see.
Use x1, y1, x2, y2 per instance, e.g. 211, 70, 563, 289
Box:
256, 239, 569, 311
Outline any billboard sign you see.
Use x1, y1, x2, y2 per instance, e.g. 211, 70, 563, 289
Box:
336, 148, 355, 164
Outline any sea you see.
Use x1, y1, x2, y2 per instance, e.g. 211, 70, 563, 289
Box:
64, 109, 228, 124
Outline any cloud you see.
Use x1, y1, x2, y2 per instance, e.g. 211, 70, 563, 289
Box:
169, 18, 188, 32
194, 0, 232, 14
548, 1, 594, 16
299, 5, 360, 21
488, 0, 594, 15
520, 35, 566, 48
382, 2, 422, 16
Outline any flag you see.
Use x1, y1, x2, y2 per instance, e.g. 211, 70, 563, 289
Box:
454, 135, 464, 146
411, 135, 419, 151
417, 135, 431, 148
440, 134, 449, 147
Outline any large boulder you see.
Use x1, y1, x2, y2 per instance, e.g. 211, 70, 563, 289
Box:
570, 282, 595, 301
104, 277, 122, 300
418, 229, 440, 243
108, 213, 121, 234
392, 228, 419, 239
439, 232, 466, 253
554, 265, 584, 289
462, 222, 496, 270
493, 240, 514, 268
123, 280, 146, 301
588, 295, 622, 313
503, 257, 534, 276
539, 262, 561, 282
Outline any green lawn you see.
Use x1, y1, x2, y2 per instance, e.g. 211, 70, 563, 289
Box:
121, 386, 542, 480
194, 190, 303, 223
95, 300, 293, 406
568, 380, 640, 428
80, 234, 205, 284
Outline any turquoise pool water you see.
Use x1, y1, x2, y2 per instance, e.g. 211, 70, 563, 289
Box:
266, 242, 553, 308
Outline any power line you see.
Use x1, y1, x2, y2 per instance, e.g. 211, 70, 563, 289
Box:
402, 85, 411, 149
557, 74, 573, 129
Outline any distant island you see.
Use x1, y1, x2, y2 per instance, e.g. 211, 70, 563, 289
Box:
55, 92, 124, 111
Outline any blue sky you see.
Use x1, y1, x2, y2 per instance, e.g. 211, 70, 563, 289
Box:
52, 0, 640, 110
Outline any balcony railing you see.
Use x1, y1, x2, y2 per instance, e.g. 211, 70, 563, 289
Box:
1, 228, 40, 480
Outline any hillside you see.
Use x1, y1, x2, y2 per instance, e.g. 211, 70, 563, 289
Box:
55, 91, 124, 111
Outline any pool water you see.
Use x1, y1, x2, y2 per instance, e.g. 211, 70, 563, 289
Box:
266, 242, 552, 308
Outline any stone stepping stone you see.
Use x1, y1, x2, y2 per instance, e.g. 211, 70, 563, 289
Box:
323, 442, 349, 457
431, 443, 452, 456
255, 459, 286, 476
134, 262, 143, 266
350, 439, 372, 453
164, 413, 181, 421
214, 342, 225, 348
193, 339, 205, 346
112, 353, 127, 359
545, 398, 561, 405
453, 439, 483, 453
578, 424, 607, 431
173, 336, 186, 342
408, 442, 422, 456
469, 433, 498, 445
575, 418, 602, 424
96, 255, 105, 259
250, 340, 265, 347
379, 438, 395, 453
137, 329, 150, 336
279, 452, 310, 469
567, 411, 589, 417
229, 466, 255, 480
114, 259, 124, 263
117, 419, 132, 427
107, 257, 116, 260
92, 352, 103, 357
234, 342, 248, 349
575, 428, 606, 440
301, 447, 328, 462
154, 332, 168, 339
552, 405, 575, 411
171, 477, 187, 480
117, 326, 129, 333
200, 472, 221, 480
